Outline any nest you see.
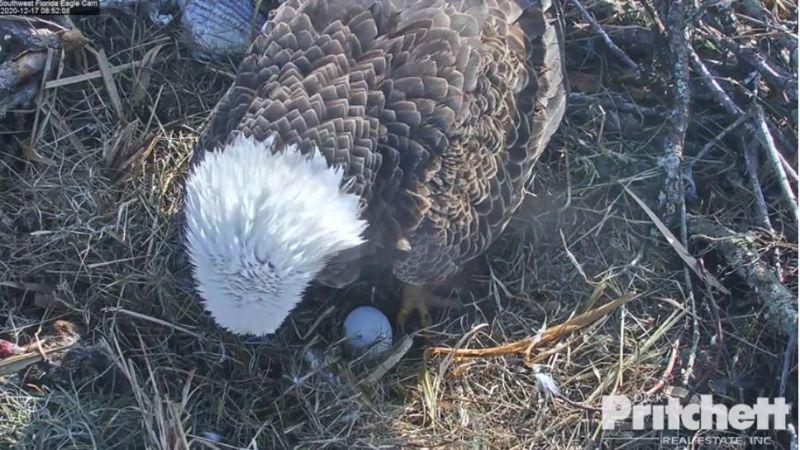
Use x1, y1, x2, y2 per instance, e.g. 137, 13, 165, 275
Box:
0, 1, 797, 448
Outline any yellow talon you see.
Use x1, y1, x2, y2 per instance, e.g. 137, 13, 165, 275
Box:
396, 284, 459, 333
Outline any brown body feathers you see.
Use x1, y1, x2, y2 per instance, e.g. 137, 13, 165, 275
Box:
194, 0, 567, 286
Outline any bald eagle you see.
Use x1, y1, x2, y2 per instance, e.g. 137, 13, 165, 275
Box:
184, 0, 567, 335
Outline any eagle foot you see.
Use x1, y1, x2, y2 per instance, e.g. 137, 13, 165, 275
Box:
396, 283, 459, 333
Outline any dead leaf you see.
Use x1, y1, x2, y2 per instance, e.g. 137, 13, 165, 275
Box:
87, 46, 124, 120
116, 133, 157, 172
103, 119, 140, 168
131, 44, 166, 106
45, 60, 141, 89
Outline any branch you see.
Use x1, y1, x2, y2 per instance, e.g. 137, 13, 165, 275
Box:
0, 20, 87, 118
752, 104, 799, 224
689, 45, 798, 224
688, 46, 744, 117
689, 216, 798, 338
779, 331, 796, 397
659, 0, 691, 220
702, 25, 797, 103
0, 19, 86, 50
689, 109, 753, 165
567, 0, 642, 78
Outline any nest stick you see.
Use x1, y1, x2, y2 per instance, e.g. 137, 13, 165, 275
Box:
689, 111, 753, 165
646, 330, 682, 395
779, 331, 797, 398
0, 19, 85, 50
567, 0, 642, 78
777, 150, 798, 182
688, 46, 744, 117
690, 45, 798, 224
744, 140, 783, 279
0, 21, 86, 119
752, 105, 799, 224
681, 292, 700, 385
702, 25, 797, 103
430, 293, 636, 364
659, 0, 691, 220
568, 91, 665, 118
688, 216, 798, 338
744, 143, 776, 235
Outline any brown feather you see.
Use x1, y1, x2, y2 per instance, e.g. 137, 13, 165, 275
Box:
193, 0, 567, 287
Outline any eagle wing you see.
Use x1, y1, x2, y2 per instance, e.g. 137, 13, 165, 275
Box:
193, 0, 567, 286
387, 0, 568, 283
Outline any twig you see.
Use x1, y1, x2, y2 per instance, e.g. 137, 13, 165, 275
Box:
681, 292, 700, 385
688, 216, 798, 338
0, 15, 68, 32
678, 195, 699, 386
690, 45, 798, 224
743, 139, 782, 278
361, 335, 413, 385
567, 0, 642, 78
742, 137, 774, 233
659, 0, 691, 220
87, 46, 126, 120
429, 293, 637, 366
702, 25, 797, 103
102, 306, 203, 339
763, 119, 799, 182
0, 19, 86, 50
44, 59, 143, 89
752, 105, 799, 224
689, 110, 753, 165
779, 331, 796, 398
587, 308, 687, 403
554, 393, 601, 412
676, 151, 698, 387
691, 281, 728, 391
641, 0, 666, 33
776, 149, 798, 182
646, 331, 682, 395
688, 46, 744, 117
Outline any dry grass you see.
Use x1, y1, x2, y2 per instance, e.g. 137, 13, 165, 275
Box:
0, 2, 797, 449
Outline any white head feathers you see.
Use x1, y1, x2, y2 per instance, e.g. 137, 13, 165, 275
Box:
184, 134, 367, 335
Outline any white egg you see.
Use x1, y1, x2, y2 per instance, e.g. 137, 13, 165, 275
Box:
343, 306, 393, 359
